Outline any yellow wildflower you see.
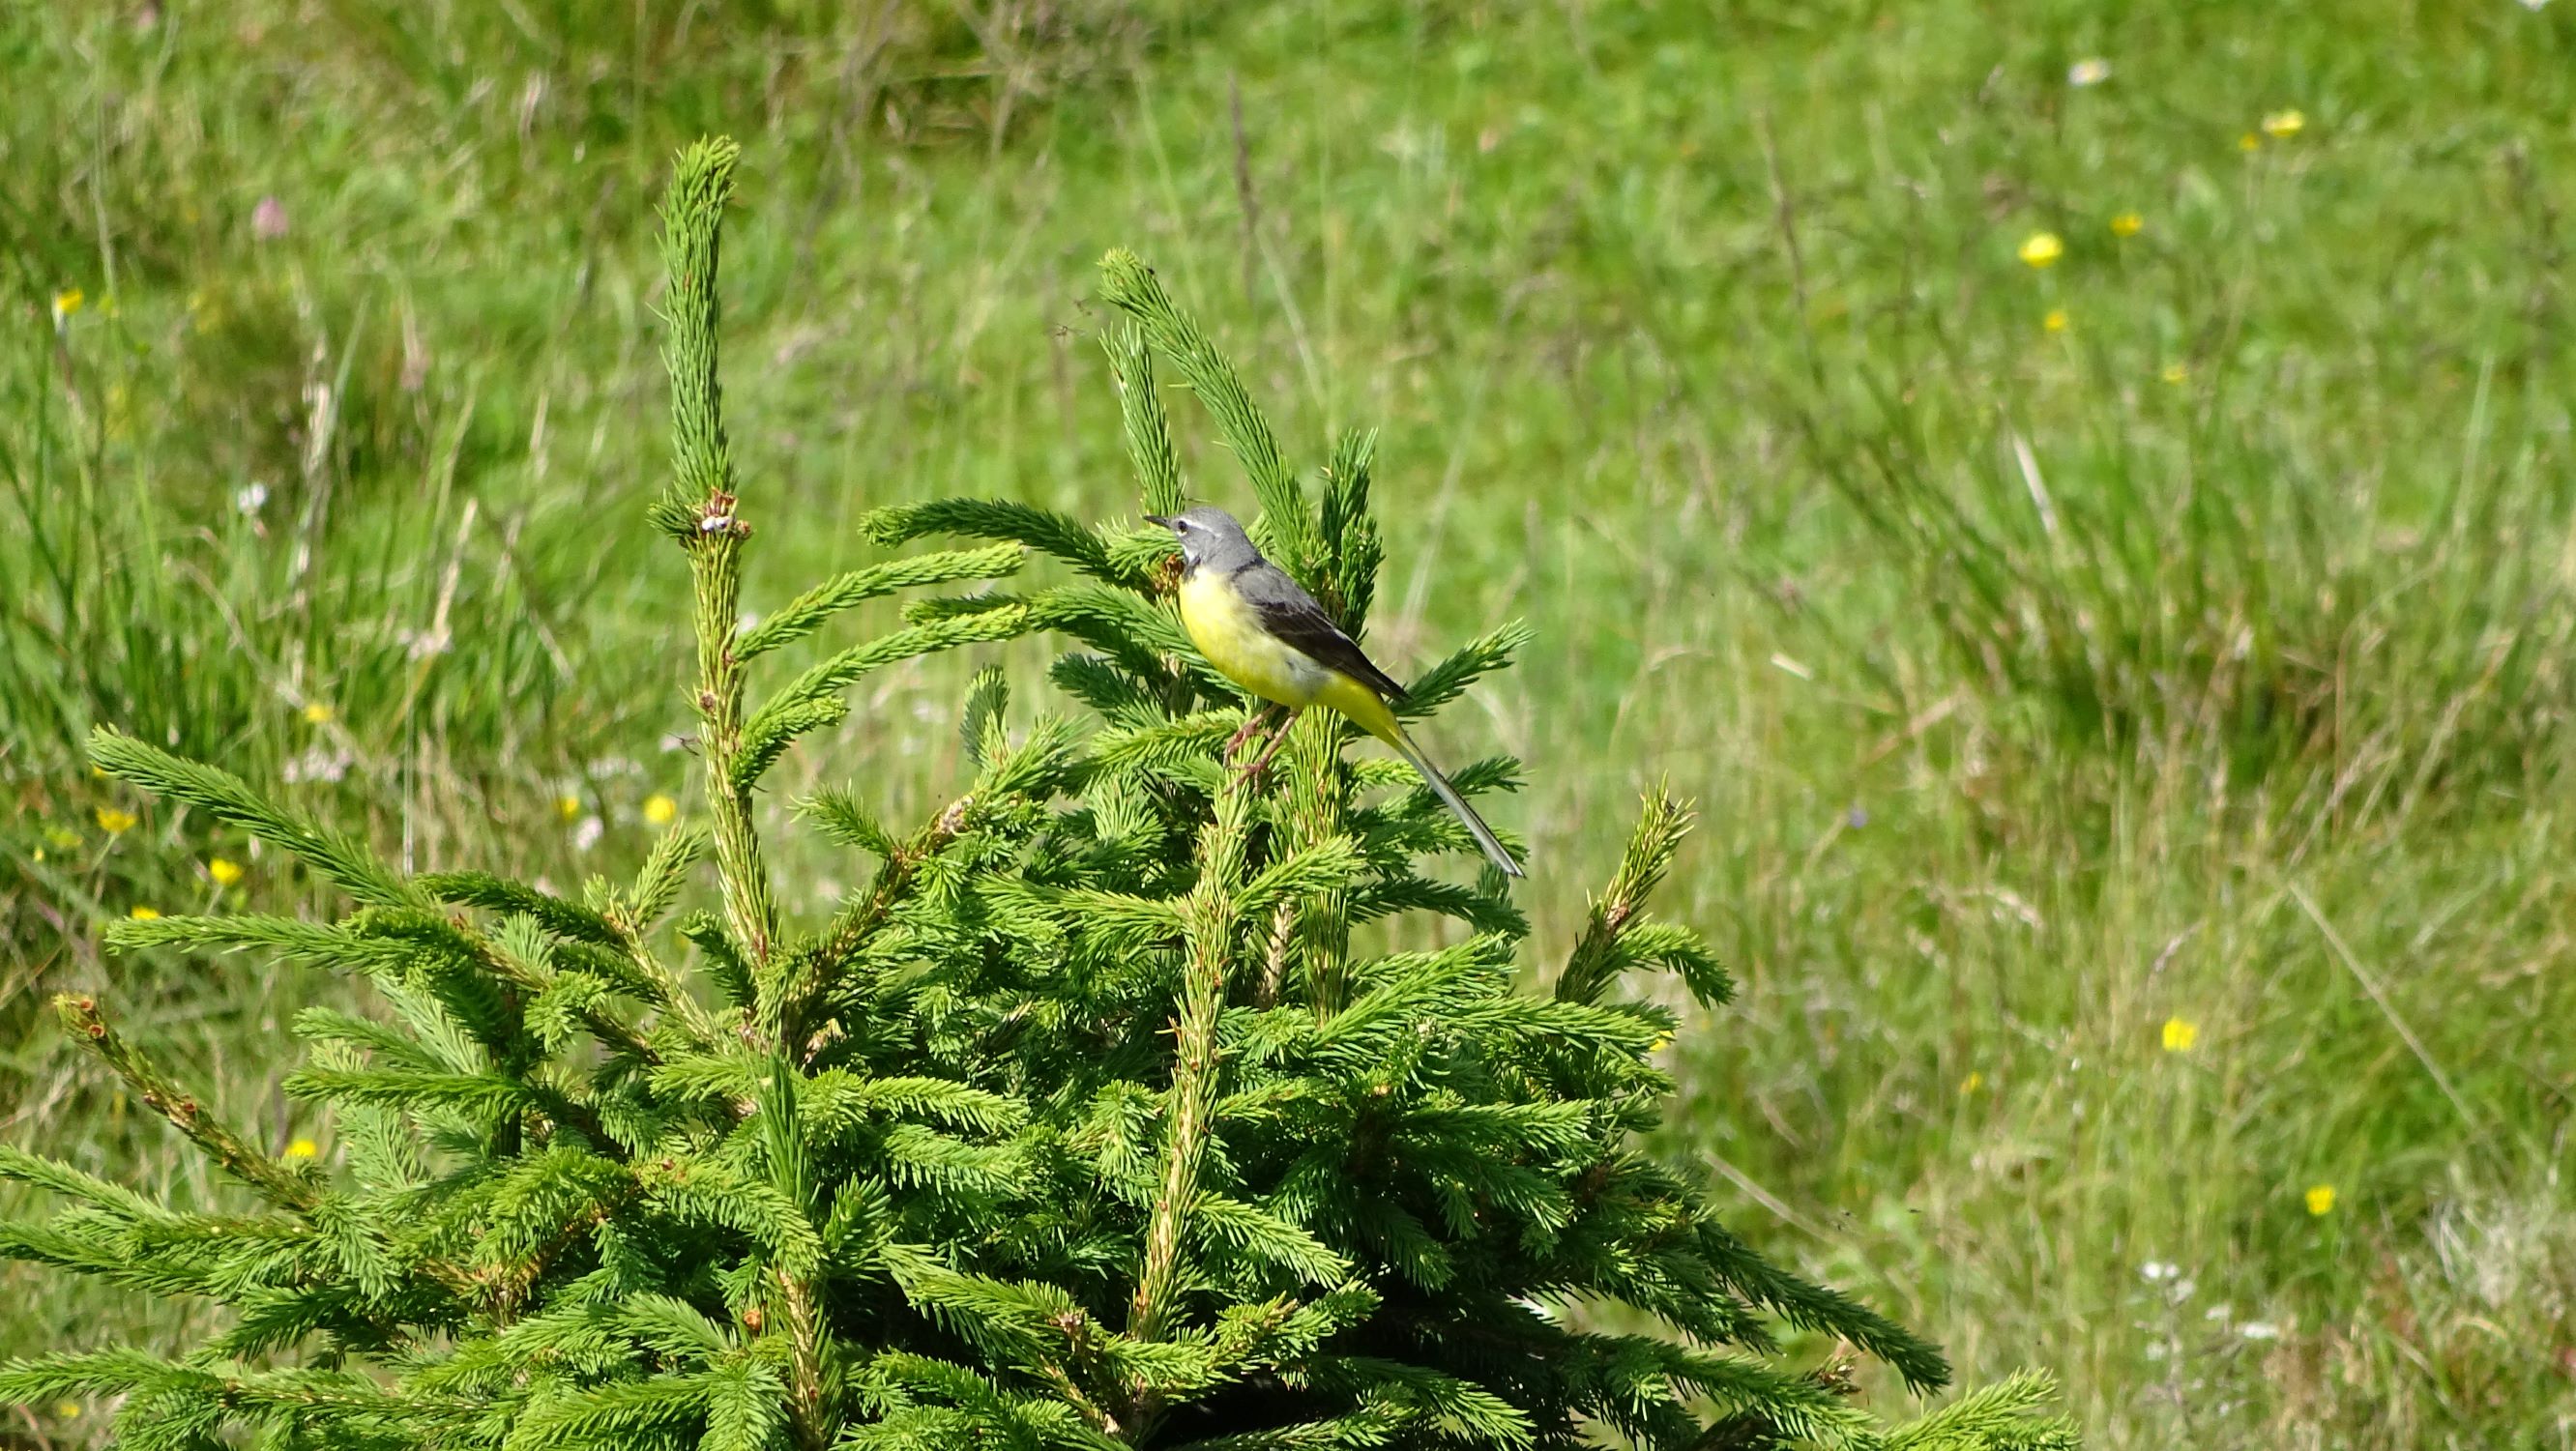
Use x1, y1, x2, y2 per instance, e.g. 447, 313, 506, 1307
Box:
284, 1137, 318, 1159
128, 905, 161, 920
1959, 1071, 1984, 1094
2262, 109, 2305, 139
96, 806, 137, 834
44, 826, 80, 850
53, 1402, 79, 1420
302, 701, 335, 725
207, 856, 245, 886
2161, 1016, 2198, 1052
2110, 212, 2144, 238
51, 288, 84, 324
556, 794, 583, 822
642, 793, 680, 827
2160, 363, 2190, 386
2017, 232, 2064, 268
1649, 1032, 1674, 1054
2239, 132, 2261, 153
2043, 308, 2069, 334
2305, 1183, 2336, 1215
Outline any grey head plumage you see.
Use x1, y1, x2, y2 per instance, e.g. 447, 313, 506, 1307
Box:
1145, 506, 1263, 576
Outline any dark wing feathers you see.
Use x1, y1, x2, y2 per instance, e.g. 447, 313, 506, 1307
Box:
1234, 563, 1407, 702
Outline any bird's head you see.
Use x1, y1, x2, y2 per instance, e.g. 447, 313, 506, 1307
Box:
1144, 506, 1261, 574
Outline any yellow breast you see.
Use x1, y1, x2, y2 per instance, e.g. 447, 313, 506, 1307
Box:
1177, 569, 1331, 709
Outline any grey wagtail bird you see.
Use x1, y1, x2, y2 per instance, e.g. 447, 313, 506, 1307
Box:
1146, 506, 1524, 879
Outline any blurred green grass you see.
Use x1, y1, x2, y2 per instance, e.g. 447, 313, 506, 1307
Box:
9, 1, 2576, 1445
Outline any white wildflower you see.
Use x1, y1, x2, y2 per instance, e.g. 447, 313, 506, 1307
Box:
281, 745, 352, 784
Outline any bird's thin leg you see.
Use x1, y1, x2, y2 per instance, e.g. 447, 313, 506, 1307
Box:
1241, 710, 1301, 777
1223, 705, 1278, 758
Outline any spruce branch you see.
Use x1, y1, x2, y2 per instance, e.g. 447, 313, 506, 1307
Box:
960, 664, 1010, 767
107, 912, 416, 982
626, 821, 712, 931
421, 856, 717, 1049
88, 729, 420, 910
0, 1349, 178, 1405
1024, 584, 1205, 684
684, 910, 758, 1011
1129, 774, 1255, 1358
746, 606, 1037, 787
799, 790, 898, 858
861, 502, 1137, 587
801, 1074, 1027, 1138
1254, 896, 1299, 1010
642, 1158, 824, 1277
1187, 1192, 1352, 1286
652, 142, 848, 1438
738, 542, 1029, 658
792, 792, 983, 1057
512, 1375, 728, 1448
906, 583, 1203, 695
1692, 1217, 1952, 1394
1088, 713, 1238, 782
760, 1062, 834, 1451
659, 134, 779, 976
1391, 619, 1535, 718
0, 1354, 485, 1432
0, 1145, 168, 1221
366, 905, 660, 1068
1106, 323, 1186, 518
1097, 249, 1322, 580
418, 872, 624, 946
278, 1054, 514, 1112
1879, 1371, 2078, 1451
53, 995, 321, 1213
1234, 835, 1365, 920
1349, 872, 1528, 938
1277, 710, 1358, 1013
1320, 429, 1382, 629
1558, 786, 1731, 1008
732, 699, 851, 795
654, 134, 745, 535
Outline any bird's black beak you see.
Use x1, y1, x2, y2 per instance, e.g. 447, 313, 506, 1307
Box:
1142, 515, 1176, 530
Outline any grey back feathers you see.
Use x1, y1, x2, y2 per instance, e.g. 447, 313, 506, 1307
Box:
1231, 566, 1409, 702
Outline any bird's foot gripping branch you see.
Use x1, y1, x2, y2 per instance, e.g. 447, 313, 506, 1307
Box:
0, 137, 2076, 1450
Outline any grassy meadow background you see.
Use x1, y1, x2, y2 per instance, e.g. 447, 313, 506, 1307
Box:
9, 1, 2576, 1444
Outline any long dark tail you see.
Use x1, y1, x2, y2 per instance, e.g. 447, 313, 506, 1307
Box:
1388, 727, 1524, 879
